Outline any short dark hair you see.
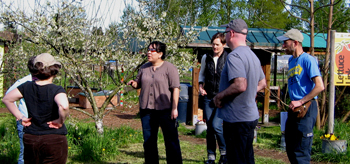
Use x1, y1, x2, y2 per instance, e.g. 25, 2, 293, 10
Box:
211, 32, 226, 44
148, 41, 166, 60
27, 56, 37, 74
32, 62, 61, 80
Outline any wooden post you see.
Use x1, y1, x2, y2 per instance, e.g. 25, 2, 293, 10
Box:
191, 64, 199, 125
263, 62, 271, 124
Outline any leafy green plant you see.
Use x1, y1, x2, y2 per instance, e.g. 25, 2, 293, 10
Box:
0, 113, 20, 163
64, 118, 144, 163
312, 120, 350, 163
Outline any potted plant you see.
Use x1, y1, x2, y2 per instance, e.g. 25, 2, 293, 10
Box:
321, 133, 347, 154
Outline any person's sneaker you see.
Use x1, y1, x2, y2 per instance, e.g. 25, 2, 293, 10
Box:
219, 155, 227, 164
204, 160, 215, 164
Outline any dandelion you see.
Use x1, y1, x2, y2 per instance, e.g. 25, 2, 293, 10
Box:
68, 147, 71, 149
102, 148, 105, 151
112, 139, 115, 141
130, 134, 132, 137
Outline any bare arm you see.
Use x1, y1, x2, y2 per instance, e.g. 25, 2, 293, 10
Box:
171, 87, 179, 120
289, 76, 324, 110
213, 77, 247, 108
47, 93, 69, 129
3, 89, 24, 119
257, 78, 267, 92
2, 89, 32, 126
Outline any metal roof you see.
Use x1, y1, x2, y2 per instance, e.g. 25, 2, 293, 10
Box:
181, 26, 327, 49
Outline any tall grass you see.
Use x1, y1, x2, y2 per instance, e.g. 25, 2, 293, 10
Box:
65, 118, 143, 163
312, 120, 350, 163
0, 113, 20, 164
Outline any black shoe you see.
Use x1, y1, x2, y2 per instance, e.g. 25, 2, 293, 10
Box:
204, 160, 215, 164
219, 155, 227, 164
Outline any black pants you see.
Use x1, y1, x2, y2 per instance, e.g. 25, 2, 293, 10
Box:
223, 119, 258, 164
23, 134, 68, 164
140, 109, 182, 164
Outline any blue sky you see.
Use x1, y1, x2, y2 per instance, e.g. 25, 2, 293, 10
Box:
0, 0, 138, 30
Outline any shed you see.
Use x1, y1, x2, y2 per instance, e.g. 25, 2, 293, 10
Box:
181, 26, 327, 125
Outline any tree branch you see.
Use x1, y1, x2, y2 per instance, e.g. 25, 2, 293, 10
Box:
314, 0, 342, 13
279, 0, 310, 23
70, 106, 93, 118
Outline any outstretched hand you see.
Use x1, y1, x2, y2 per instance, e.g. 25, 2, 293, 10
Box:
47, 119, 63, 129
21, 117, 32, 127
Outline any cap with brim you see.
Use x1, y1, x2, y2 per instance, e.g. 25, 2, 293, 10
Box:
277, 29, 304, 43
226, 19, 248, 35
276, 35, 290, 41
34, 53, 61, 68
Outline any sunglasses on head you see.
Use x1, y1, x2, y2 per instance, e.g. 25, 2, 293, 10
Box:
147, 48, 157, 52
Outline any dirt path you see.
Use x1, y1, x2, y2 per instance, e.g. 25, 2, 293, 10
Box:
0, 104, 328, 163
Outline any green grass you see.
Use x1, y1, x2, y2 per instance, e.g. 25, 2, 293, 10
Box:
311, 120, 350, 163
0, 113, 20, 164
1, 112, 349, 163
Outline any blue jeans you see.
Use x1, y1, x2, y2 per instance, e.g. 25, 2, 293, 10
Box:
16, 120, 24, 164
140, 109, 182, 164
285, 100, 317, 164
202, 96, 226, 158
223, 119, 258, 164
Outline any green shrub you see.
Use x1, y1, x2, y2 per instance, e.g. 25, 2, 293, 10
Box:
312, 120, 350, 163
0, 113, 20, 163
66, 120, 143, 163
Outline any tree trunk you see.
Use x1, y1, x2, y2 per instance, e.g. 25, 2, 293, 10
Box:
95, 118, 104, 135
319, 0, 335, 128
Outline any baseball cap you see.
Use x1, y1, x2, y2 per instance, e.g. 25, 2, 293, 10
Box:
34, 53, 61, 68
277, 29, 304, 43
226, 19, 248, 35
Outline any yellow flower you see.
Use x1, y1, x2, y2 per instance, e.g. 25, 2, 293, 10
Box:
130, 134, 132, 137
78, 137, 81, 140
330, 135, 338, 141
325, 134, 330, 138
320, 136, 324, 139
68, 147, 71, 149
112, 139, 115, 141
102, 148, 105, 151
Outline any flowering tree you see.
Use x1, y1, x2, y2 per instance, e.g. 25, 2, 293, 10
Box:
0, 0, 197, 134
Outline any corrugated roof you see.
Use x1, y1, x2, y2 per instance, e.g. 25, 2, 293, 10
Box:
181, 26, 327, 49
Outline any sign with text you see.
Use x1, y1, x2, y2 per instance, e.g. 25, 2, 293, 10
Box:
334, 33, 350, 86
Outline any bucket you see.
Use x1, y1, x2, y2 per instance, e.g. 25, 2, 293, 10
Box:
322, 139, 347, 154
177, 99, 188, 123
195, 123, 207, 135
280, 112, 288, 132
